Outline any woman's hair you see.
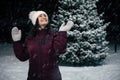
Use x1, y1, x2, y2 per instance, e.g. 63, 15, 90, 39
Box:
27, 18, 50, 39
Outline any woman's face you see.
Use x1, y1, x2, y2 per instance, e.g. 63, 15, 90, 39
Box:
38, 13, 48, 29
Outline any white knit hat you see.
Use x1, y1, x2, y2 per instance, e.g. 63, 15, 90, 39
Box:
29, 11, 48, 25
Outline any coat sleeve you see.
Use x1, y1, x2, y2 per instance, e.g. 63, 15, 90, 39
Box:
53, 31, 67, 54
13, 41, 29, 61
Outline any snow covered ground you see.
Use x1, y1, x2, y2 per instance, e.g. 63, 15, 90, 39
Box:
0, 43, 120, 80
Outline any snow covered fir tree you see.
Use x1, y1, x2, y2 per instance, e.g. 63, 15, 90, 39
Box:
51, 0, 110, 66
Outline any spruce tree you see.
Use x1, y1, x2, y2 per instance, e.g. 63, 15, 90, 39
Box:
51, 0, 109, 66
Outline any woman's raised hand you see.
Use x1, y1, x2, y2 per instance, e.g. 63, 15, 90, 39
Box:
11, 27, 21, 41
59, 21, 74, 31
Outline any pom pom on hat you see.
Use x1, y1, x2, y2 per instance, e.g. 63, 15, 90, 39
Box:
29, 11, 48, 25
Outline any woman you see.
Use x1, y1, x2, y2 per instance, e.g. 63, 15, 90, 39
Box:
11, 11, 74, 80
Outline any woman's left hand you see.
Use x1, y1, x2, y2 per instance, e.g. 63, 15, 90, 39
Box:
59, 21, 74, 31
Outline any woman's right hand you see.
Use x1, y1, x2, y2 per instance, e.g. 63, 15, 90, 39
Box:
11, 27, 21, 41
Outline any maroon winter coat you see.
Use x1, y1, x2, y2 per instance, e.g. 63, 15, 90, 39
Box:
13, 29, 67, 80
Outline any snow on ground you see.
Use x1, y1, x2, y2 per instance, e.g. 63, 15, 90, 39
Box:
61, 53, 120, 80
0, 43, 120, 80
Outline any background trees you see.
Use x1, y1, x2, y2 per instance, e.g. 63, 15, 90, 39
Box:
96, 0, 120, 52
51, 0, 109, 66
97, 0, 120, 43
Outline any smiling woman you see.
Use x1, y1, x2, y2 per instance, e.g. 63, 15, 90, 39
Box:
37, 13, 49, 29
11, 10, 74, 80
